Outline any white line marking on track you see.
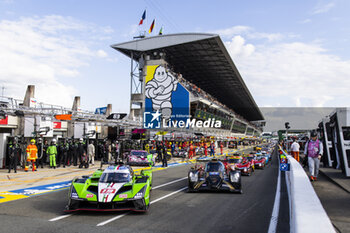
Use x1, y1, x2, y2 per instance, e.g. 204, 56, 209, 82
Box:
96, 186, 188, 226
49, 214, 73, 222
268, 161, 281, 233
152, 177, 187, 190
150, 187, 187, 204
96, 213, 129, 226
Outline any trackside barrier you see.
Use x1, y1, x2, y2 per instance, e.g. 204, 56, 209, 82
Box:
284, 154, 335, 233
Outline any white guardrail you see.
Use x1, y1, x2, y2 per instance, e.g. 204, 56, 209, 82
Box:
284, 153, 335, 233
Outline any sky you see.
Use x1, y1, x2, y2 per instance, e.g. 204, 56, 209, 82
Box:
0, 0, 350, 113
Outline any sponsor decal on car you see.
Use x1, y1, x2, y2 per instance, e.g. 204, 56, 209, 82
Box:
100, 188, 116, 194
119, 194, 128, 198
86, 194, 94, 198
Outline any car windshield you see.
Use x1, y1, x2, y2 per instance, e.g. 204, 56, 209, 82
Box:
131, 151, 148, 157
206, 162, 224, 172
228, 158, 242, 163
100, 172, 131, 183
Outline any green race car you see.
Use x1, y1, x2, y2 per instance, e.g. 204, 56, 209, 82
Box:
65, 164, 152, 212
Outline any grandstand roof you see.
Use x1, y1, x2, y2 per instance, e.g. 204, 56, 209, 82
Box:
111, 33, 264, 121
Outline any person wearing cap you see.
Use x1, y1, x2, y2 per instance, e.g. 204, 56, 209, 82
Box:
290, 138, 300, 162
47, 139, 57, 169
304, 131, 323, 181
25, 139, 38, 172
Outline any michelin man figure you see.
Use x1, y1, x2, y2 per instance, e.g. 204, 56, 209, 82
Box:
145, 65, 178, 119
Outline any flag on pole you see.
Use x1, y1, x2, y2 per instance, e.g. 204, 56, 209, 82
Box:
139, 10, 146, 25
149, 19, 155, 33
159, 26, 163, 35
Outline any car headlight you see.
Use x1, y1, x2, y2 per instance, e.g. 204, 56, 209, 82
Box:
189, 172, 198, 182
230, 173, 240, 183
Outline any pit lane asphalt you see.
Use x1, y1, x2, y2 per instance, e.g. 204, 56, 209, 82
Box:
0, 149, 280, 233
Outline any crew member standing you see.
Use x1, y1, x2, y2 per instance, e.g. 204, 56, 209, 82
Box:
304, 131, 323, 181
171, 142, 175, 157
78, 138, 88, 168
47, 139, 57, 169
25, 139, 38, 172
88, 140, 95, 166
8, 138, 21, 173
145, 142, 150, 154
189, 143, 194, 159
220, 142, 224, 155
36, 138, 44, 169
210, 142, 215, 156
290, 138, 300, 162
162, 142, 168, 167
204, 143, 208, 157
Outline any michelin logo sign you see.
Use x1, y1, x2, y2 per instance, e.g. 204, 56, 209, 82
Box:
143, 65, 221, 129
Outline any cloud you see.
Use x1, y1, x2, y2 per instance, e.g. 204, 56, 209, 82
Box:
247, 32, 284, 42
213, 25, 287, 43
230, 40, 350, 107
213, 25, 252, 38
0, 15, 109, 107
96, 49, 108, 58
312, 1, 335, 14
225, 36, 255, 59
220, 26, 350, 107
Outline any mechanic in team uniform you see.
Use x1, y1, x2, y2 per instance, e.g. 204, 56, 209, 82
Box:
156, 142, 162, 163
78, 138, 88, 168
220, 142, 224, 155
47, 139, 57, 169
25, 139, 38, 172
145, 142, 150, 154
58, 138, 69, 168
36, 138, 45, 169
210, 142, 215, 157
8, 138, 21, 173
71, 139, 78, 166
162, 142, 168, 167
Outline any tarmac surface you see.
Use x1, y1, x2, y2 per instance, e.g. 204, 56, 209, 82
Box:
0, 145, 285, 233
299, 154, 350, 233
314, 168, 350, 233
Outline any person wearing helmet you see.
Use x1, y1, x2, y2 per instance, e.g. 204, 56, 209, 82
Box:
304, 131, 323, 181
25, 139, 38, 172
47, 139, 57, 169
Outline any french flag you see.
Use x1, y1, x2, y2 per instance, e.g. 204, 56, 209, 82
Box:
139, 10, 146, 25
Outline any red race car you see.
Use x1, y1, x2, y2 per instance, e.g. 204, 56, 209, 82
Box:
254, 154, 267, 169
234, 155, 254, 176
